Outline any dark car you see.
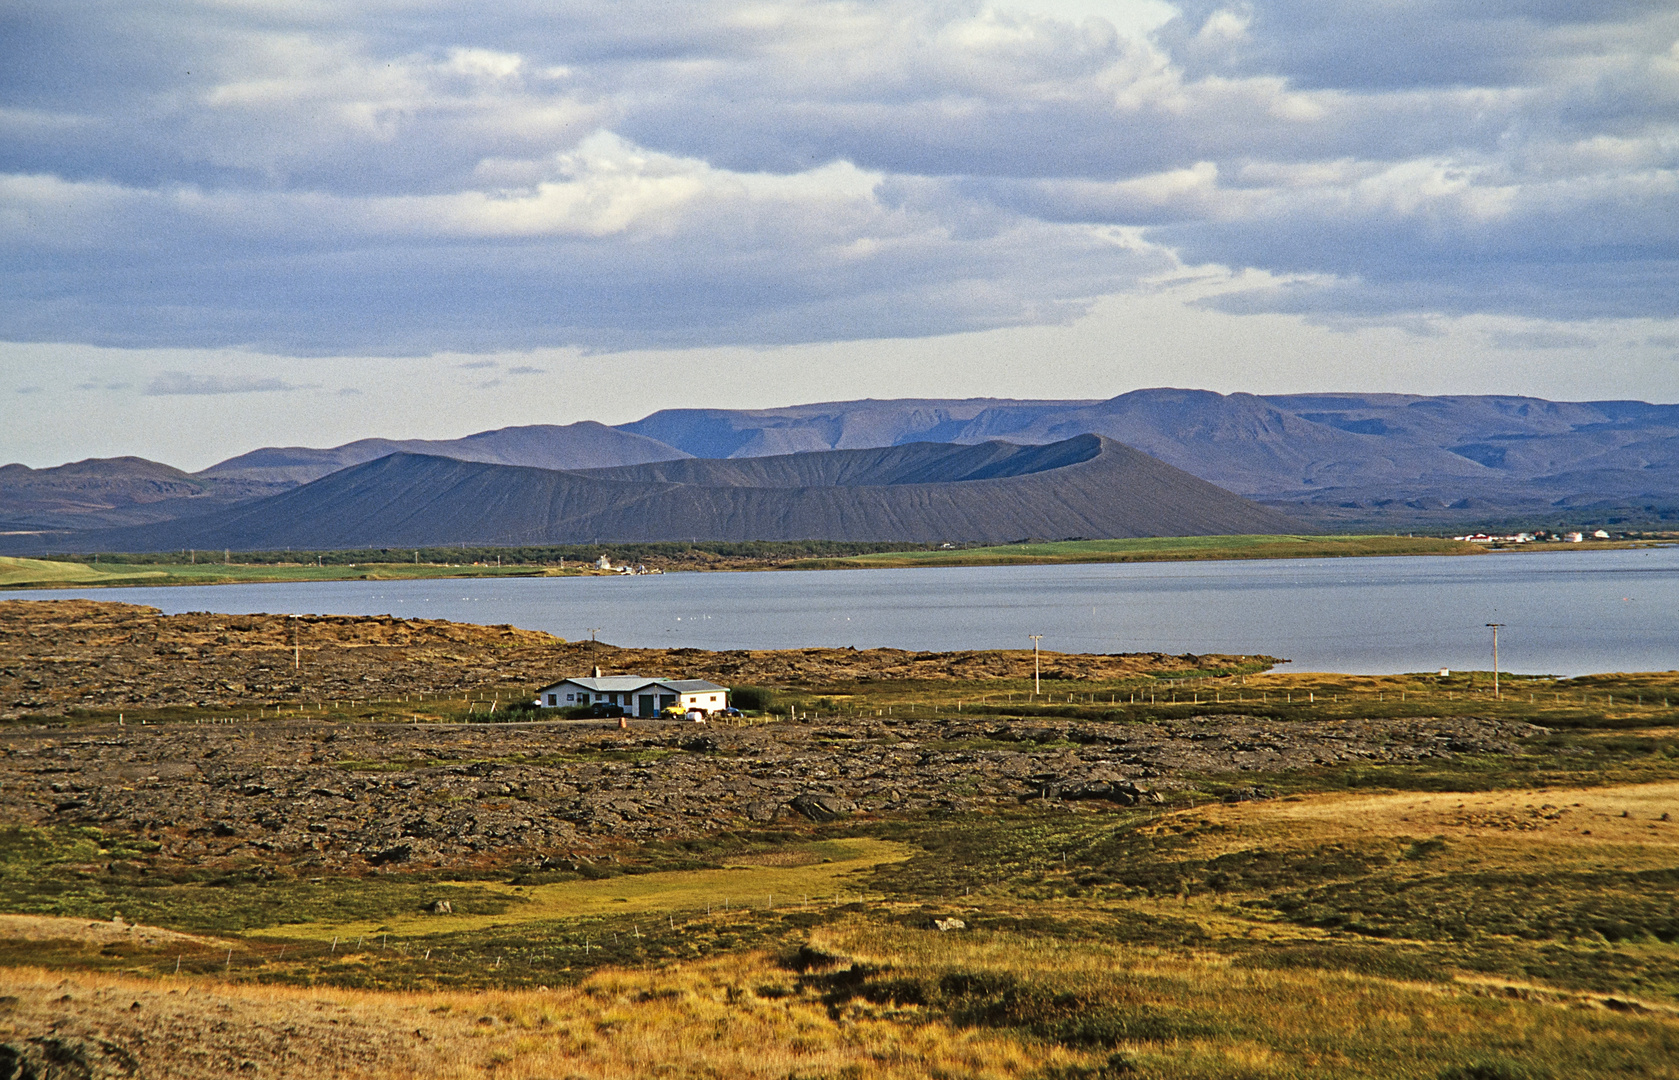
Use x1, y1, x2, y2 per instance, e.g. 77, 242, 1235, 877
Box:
716, 707, 744, 718
566, 702, 625, 719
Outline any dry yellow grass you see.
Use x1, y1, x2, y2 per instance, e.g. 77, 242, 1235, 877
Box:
0, 913, 220, 949
6, 926, 1675, 1080
1217, 780, 1679, 851
0, 951, 1060, 1080
807, 921, 1679, 1079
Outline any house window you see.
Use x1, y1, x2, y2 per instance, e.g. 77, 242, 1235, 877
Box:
566, 693, 575, 702
710, 695, 718, 702
546, 694, 557, 706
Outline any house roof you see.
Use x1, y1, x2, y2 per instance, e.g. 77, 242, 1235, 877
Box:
536, 676, 728, 694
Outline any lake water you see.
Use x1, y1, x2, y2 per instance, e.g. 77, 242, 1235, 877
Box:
5, 548, 1676, 675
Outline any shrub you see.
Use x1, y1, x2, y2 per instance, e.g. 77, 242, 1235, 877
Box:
731, 685, 775, 712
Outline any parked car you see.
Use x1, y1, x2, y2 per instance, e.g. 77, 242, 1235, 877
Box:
581, 702, 626, 719
660, 704, 688, 719
716, 707, 744, 718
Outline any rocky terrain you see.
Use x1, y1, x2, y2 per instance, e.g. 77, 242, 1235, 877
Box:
0, 713, 1539, 870
0, 600, 1270, 717
0, 598, 1542, 871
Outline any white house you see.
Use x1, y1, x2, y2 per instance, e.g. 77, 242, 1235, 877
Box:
533, 676, 729, 718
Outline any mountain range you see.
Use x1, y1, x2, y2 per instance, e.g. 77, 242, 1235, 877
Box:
3, 389, 1675, 543
32, 436, 1300, 551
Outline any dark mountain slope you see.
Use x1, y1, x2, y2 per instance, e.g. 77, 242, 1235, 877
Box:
619, 390, 1679, 528
575, 437, 1107, 488
53, 436, 1301, 552
0, 457, 269, 529
198, 421, 689, 485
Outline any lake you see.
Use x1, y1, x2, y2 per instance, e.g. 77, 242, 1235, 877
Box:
5, 548, 1676, 675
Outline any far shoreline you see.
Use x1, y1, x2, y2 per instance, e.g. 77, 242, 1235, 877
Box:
2, 533, 1674, 592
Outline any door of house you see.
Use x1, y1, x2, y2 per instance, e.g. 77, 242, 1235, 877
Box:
638, 694, 655, 718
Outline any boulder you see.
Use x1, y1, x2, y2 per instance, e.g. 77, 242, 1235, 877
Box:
368, 844, 412, 865
790, 792, 856, 822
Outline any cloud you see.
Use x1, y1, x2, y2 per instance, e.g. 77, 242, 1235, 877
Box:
0, 0, 1673, 355
506, 365, 545, 374
1488, 329, 1599, 351
15, 385, 42, 394
143, 371, 316, 395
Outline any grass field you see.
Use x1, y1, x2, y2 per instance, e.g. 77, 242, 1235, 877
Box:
0, 555, 565, 590
786, 534, 1485, 568
6, 614, 1679, 1075
5, 763, 1679, 1077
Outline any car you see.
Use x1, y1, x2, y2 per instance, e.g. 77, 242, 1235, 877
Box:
716, 707, 744, 718
581, 702, 626, 719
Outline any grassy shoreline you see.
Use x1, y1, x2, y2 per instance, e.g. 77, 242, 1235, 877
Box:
5, 533, 1672, 591
1, 535, 1480, 590
785, 533, 1482, 568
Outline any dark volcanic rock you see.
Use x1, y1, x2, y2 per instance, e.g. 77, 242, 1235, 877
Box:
0, 697, 1541, 872
790, 793, 857, 822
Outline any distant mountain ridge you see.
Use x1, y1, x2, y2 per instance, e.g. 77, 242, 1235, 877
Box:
621, 391, 1679, 528
0, 457, 269, 530
35, 435, 1300, 552
5, 390, 1677, 536
199, 421, 690, 485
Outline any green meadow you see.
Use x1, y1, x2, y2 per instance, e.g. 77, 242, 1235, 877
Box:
786, 534, 1484, 568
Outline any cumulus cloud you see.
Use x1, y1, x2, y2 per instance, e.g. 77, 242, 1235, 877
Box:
144, 371, 315, 395
0, 0, 1674, 354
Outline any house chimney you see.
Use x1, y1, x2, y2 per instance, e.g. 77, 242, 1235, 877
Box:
592, 666, 602, 677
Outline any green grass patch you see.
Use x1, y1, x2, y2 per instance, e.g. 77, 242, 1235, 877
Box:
786, 534, 1483, 569
261, 837, 911, 942
0, 556, 550, 590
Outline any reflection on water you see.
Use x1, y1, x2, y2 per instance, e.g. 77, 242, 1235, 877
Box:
5, 548, 1676, 676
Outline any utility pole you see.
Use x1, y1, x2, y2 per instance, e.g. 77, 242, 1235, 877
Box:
1486, 623, 1504, 699
1029, 635, 1043, 695
587, 627, 603, 671
291, 615, 300, 671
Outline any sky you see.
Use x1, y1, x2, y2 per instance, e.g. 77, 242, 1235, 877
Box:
3, 0, 1677, 470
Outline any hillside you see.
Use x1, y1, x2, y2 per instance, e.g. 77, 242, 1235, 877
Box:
35, 436, 1302, 551
0, 456, 272, 530
623, 390, 1679, 528
198, 420, 690, 485
11, 391, 1677, 536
